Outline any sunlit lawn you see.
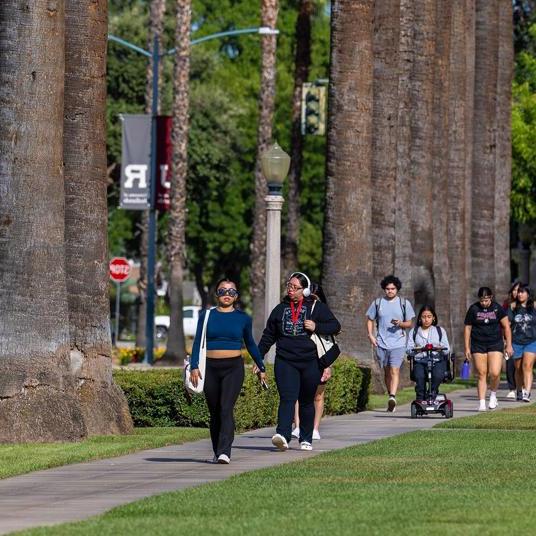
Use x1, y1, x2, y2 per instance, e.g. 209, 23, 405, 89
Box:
0, 427, 208, 480
21, 404, 536, 535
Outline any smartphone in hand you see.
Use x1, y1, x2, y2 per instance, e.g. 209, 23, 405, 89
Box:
260, 378, 269, 390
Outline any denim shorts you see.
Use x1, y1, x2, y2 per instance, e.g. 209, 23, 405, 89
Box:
376, 346, 406, 368
512, 340, 536, 359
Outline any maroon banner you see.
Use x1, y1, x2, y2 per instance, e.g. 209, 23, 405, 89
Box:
156, 116, 172, 212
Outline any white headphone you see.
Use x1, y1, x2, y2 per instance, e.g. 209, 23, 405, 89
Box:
289, 272, 311, 297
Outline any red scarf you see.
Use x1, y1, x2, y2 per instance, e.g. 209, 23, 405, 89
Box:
290, 299, 303, 328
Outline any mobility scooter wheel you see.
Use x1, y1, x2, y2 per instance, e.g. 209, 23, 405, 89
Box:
444, 401, 453, 419
410, 402, 418, 419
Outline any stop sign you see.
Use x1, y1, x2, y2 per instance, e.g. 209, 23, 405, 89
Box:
109, 257, 131, 283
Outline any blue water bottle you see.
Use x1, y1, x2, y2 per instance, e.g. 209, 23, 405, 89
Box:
460, 358, 471, 380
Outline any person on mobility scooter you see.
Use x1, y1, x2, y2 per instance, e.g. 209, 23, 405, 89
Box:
406, 305, 455, 418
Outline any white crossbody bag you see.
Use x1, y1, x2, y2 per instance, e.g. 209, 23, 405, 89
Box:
184, 308, 212, 395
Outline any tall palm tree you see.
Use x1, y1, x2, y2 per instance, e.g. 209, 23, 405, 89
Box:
251, 0, 280, 338
322, 0, 374, 356
494, 0, 513, 299
471, 0, 499, 290
0, 0, 86, 441
409, 0, 437, 311
63, 0, 133, 434
283, 0, 313, 275
136, 0, 167, 348
431, 0, 453, 333
394, 0, 415, 299
447, 0, 471, 350
372, 0, 400, 280
163, 0, 192, 365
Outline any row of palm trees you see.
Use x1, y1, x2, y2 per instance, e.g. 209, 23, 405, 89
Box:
323, 0, 513, 357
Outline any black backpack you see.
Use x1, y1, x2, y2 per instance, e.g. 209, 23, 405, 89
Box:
374, 297, 407, 329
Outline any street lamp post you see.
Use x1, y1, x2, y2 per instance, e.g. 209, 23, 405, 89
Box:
261, 142, 291, 363
108, 26, 279, 365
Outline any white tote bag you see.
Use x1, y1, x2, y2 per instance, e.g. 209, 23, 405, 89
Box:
309, 301, 335, 357
184, 308, 212, 395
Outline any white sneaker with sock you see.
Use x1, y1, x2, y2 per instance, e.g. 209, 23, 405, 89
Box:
291, 427, 300, 439
489, 392, 498, 410
312, 429, 321, 440
478, 399, 487, 411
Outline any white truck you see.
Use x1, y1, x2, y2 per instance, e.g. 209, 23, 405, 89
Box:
155, 305, 202, 340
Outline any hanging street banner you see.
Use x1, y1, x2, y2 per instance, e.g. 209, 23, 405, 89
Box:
119, 114, 171, 211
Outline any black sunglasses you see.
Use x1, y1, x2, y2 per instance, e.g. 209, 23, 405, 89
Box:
216, 288, 238, 298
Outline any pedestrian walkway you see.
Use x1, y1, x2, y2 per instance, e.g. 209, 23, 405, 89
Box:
0, 387, 525, 534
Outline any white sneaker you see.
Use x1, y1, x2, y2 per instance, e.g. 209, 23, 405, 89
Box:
488, 394, 498, 410
387, 396, 397, 412
300, 441, 313, 451
506, 390, 516, 399
291, 427, 300, 439
522, 390, 531, 403
312, 429, 321, 440
217, 454, 230, 464
478, 400, 487, 412
271, 433, 289, 451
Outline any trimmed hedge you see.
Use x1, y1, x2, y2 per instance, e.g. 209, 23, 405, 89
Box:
113, 357, 370, 431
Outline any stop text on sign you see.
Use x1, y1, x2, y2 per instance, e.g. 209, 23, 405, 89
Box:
109, 257, 131, 283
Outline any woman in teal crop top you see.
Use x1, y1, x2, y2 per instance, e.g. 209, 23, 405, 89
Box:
189, 278, 266, 464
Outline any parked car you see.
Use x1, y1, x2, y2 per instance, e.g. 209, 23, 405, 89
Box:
155, 305, 201, 340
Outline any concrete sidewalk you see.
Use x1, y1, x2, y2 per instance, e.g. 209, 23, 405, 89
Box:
0, 387, 525, 534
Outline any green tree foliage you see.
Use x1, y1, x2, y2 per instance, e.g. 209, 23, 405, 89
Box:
106, 0, 331, 297
513, 22, 536, 226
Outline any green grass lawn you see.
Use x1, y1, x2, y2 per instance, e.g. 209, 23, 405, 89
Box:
20, 404, 536, 535
0, 427, 208, 480
367, 380, 475, 410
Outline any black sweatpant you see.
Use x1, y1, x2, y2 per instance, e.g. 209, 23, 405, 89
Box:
506, 356, 516, 390
414, 359, 447, 400
204, 357, 244, 458
274, 357, 321, 444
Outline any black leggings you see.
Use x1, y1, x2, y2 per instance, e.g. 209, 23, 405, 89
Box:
414, 360, 447, 400
204, 357, 244, 458
274, 357, 322, 444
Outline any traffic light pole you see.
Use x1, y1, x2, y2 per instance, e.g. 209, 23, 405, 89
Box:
108, 26, 279, 366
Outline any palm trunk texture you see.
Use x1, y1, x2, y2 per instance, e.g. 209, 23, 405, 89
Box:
323, 0, 512, 363
162, 0, 191, 365
0, 0, 86, 442
63, 0, 133, 434
251, 0, 279, 339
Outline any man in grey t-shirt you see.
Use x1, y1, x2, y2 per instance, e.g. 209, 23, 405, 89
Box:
366, 275, 415, 412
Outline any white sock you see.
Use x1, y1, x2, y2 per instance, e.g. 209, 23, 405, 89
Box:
490, 391, 497, 398
479, 399, 486, 407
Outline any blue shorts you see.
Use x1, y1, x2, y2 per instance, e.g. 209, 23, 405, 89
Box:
376, 346, 406, 368
512, 341, 536, 359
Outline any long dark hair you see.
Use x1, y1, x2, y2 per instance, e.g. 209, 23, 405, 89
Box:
310, 282, 328, 305
515, 284, 534, 311
508, 281, 521, 303
416, 305, 438, 327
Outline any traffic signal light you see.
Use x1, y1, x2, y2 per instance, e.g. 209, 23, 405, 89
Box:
301, 83, 326, 136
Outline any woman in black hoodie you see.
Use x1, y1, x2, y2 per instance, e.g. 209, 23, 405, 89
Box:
258, 272, 341, 452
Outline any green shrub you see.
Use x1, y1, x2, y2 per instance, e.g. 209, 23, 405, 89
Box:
113, 357, 366, 430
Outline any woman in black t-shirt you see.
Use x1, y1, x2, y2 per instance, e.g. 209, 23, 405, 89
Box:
464, 287, 513, 412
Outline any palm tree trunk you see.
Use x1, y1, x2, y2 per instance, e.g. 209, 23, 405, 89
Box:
63, 0, 133, 434
447, 0, 471, 352
431, 0, 452, 332
0, 0, 86, 442
322, 0, 375, 358
471, 0, 499, 290
136, 0, 167, 349
394, 0, 415, 298
251, 0, 279, 339
464, 0, 476, 308
409, 0, 437, 311
283, 0, 313, 276
494, 0, 513, 297
372, 0, 400, 280
163, 0, 191, 365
